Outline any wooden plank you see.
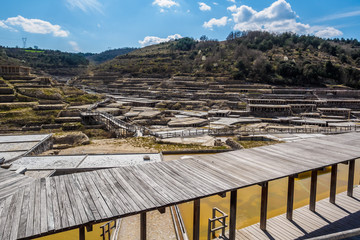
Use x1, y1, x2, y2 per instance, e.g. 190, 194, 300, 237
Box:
25, 181, 36, 237
138, 164, 182, 203
193, 199, 200, 240
159, 161, 210, 196
170, 160, 225, 194
260, 182, 268, 230
0, 196, 15, 239
1, 193, 18, 240
72, 174, 101, 220
33, 179, 42, 236
152, 162, 200, 199
77, 172, 111, 218
229, 190, 237, 240
84, 171, 120, 217
287, 175, 295, 220
187, 157, 249, 188
54, 177, 70, 229
67, 175, 93, 223
100, 169, 140, 212
58, 176, 76, 227
348, 159, 355, 197
330, 164, 338, 204
309, 170, 318, 212
50, 177, 62, 231
8, 189, 25, 240
115, 167, 159, 208
63, 175, 83, 225
95, 170, 128, 214
109, 168, 148, 210
45, 178, 55, 232
130, 165, 174, 205
40, 178, 48, 234
16, 185, 31, 239
140, 212, 146, 240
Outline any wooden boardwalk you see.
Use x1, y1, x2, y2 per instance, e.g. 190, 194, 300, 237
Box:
0, 168, 34, 200
0, 132, 360, 239
226, 187, 360, 240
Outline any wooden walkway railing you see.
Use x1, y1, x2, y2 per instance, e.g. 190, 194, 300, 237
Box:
154, 125, 360, 139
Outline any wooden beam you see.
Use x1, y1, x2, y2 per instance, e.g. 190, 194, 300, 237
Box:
140, 212, 146, 240
79, 226, 85, 240
158, 207, 166, 214
229, 190, 237, 240
287, 176, 295, 220
310, 170, 318, 212
348, 160, 355, 197
218, 192, 227, 198
330, 164, 338, 204
193, 199, 200, 240
260, 182, 268, 230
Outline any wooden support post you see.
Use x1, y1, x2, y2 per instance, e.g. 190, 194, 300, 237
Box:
310, 170, 318, 212
287, 176, 295, 220
348, 160, 355, 197
140, 212, 146, 240
79, 226, 85, 240
260, 182, 268, 230
330, 164, 338, 204
193, 199, 200, 240
229, 190, 237, 240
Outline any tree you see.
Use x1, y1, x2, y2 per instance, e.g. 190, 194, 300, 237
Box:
174, 37, 196, 51
200, 35, 208, 41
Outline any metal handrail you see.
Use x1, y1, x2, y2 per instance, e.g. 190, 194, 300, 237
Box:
208, 207, 228, 240
100, 220, 117, 240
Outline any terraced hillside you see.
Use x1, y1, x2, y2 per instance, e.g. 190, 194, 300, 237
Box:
0, 74, 103, 132
93, 31, 360, 88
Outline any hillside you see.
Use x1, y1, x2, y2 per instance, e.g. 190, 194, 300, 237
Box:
95, 31, 360, 88
0, 46, 89, 76
84, 47, 137, 64
0, 46, 137, 76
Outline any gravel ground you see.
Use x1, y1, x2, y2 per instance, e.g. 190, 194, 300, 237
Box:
116, 208, 177, 240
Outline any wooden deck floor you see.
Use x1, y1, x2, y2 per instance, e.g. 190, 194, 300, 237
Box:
226, 187, 360, 240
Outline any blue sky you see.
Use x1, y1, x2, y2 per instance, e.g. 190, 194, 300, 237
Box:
0, 0, 360, 53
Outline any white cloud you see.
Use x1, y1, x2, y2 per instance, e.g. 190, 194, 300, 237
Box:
0, 21, 16, 31
228, 0, 236, 3
152, 0, 179, 8
69, 41, 81, 52
313, 27, 343, 38
139, 34, 182, 47
226, 0, 342, 38
66, 0, 103, 13
316, 10, 360, 22
199, 2, 211, 11
4, 15, 69, 37
227, 5, 238, 12
203, 16, 228, 29
213, 2, 218, 6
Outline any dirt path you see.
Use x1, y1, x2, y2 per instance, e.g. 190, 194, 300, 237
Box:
42, 138, 158, 155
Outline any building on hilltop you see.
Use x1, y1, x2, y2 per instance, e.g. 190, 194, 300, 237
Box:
0, 65, 31, 76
